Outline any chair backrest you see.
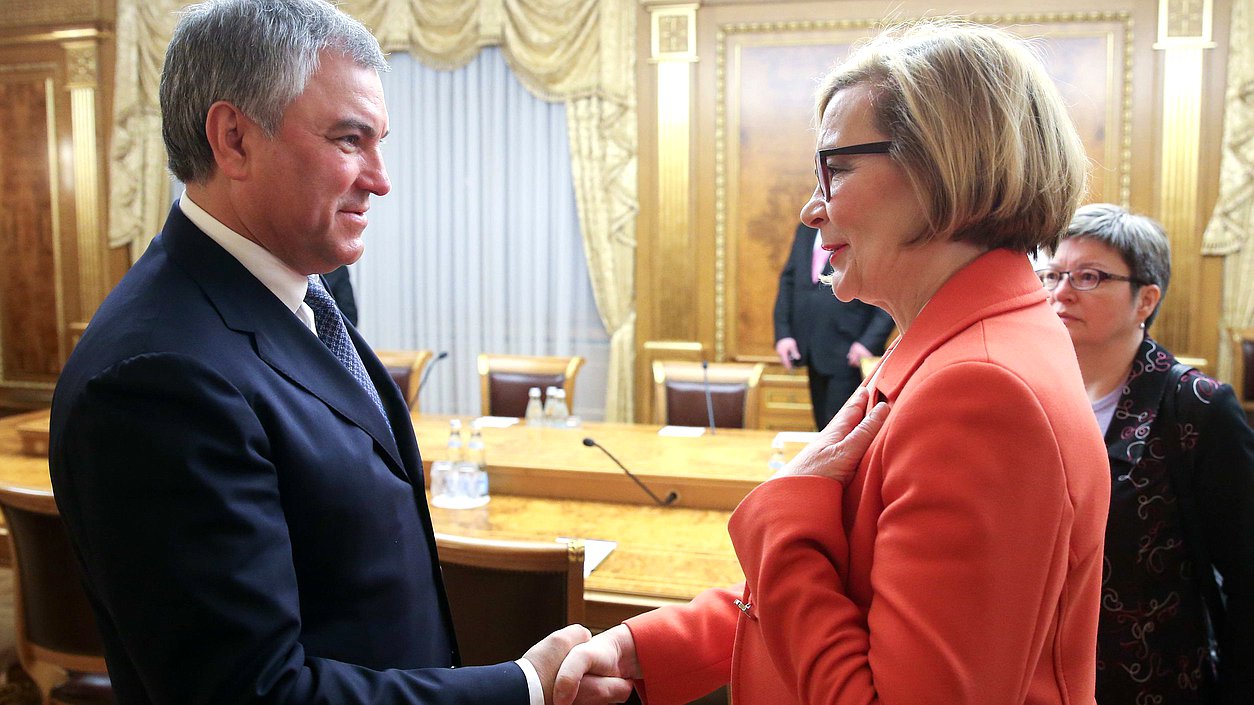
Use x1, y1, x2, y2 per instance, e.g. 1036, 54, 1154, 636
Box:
477, 354, 584, 418
0, 485, 110, 699
652, 360, 765, 429
434, 533, 584, 667
1229, 328, 1254, 421
374, 349, 434, 411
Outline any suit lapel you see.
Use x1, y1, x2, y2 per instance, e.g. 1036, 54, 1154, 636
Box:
161, 205, 407, 479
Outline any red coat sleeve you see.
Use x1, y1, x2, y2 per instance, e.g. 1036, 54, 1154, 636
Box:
625, 584, 742, 705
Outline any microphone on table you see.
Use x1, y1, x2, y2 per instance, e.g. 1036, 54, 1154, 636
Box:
702, 360, 716, 436
582, 437, 678, 507
416, 351, 449, 395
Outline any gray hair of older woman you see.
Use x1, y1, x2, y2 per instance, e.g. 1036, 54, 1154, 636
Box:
160, 0, 388, 184
816, 21, 1088, 253
1061, 203, 1172, 328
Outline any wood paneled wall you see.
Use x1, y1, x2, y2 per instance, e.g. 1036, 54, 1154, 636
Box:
0, 0, 122, 410
635, 0, 1233, 425
0, 0, 1234, 420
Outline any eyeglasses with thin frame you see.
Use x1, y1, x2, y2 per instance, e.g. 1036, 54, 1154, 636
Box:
1035, 267, 1145, 292
814, 141, 893, 201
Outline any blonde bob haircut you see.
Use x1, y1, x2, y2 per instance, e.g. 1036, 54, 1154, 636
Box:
816, 20, 1088, 253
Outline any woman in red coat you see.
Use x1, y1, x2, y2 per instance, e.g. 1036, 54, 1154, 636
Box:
556, 21, 1110, 705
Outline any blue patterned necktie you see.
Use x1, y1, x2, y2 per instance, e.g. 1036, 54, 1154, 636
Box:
304, 275, 391, 433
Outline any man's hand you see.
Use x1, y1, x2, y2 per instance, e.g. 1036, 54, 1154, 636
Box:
775, 338, 801, 369
845, 341, 874, 368
553, 625, 639, 705
772, 387, 888, 484
523, 625, 591, 704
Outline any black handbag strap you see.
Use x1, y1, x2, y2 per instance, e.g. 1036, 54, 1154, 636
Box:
1160, 362, 1225, 671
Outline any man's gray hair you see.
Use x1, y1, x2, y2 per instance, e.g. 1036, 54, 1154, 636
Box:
1063, 203, 1172, 328
161, 0, 387, 183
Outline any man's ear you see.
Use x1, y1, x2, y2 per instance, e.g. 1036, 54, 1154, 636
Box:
203, 101, 255, 180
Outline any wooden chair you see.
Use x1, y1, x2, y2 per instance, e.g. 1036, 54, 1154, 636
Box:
0, 485, 113, 704
434, 534, 584, 667
476, 354, 584, 418
651, 361, 765, 429
374, 349, 434, 411
1229, 327, 1254, 425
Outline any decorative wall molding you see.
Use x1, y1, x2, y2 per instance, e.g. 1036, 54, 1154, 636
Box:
0, 0, 101, 29
711, 12, 1134, 361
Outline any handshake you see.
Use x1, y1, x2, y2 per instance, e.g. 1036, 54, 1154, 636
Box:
522, 623, 640, 705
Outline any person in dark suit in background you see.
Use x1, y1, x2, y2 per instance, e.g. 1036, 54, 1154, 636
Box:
774, 222, 894, 428
323, 265, 359, 326
47, 1, 623, 704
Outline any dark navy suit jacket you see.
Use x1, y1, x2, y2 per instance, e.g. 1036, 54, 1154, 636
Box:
773, 223, 894, 378
49, 205, 527, 704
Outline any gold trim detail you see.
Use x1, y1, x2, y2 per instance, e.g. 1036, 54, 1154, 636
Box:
649, 3, 697, 373
0, 62, 58, 74
650, 4, 698, 62
70, 84, 103, 317
659, 16, 689, 55
64, 42, 99, 89
0, 1, 100, 29
0, 381, 58, 391
1157, 0, 1214, 45
713, 12, 1134, 360
48, 77, 68, 372
1156, 46, 1206, 351
0, 28, 110, 46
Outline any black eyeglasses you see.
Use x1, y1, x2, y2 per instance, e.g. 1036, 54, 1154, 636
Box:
1035, 268, 1145, 292
814, 141, 893, 201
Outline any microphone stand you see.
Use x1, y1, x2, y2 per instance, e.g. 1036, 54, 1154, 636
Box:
582, 437, 678, 506
417, 350, 449, 396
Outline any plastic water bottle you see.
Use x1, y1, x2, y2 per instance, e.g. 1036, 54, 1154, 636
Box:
460, 421, 489, 507
767, 439, 786, 474
524, 387, 544, 426
431, 419, 465, 508
549, 389, 570, 428
466, 422, 485, 468
446, 418, 464, 462
542, 386, 559, 427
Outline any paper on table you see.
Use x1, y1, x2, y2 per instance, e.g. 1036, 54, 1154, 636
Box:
474, 416, 520, 428
773, 431, 819, 445
557, 537, 617, 577
657, 425, 706, 437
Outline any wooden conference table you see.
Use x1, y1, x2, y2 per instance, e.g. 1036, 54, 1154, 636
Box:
1, 410, 808, 628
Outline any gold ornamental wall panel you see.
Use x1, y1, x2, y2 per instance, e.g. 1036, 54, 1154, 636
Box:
713, 13, 1133, 362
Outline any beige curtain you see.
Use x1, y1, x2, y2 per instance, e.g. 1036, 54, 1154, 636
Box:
1201, 0, 1254, 382
107, 0, 638, 421
107, 0, 186, 261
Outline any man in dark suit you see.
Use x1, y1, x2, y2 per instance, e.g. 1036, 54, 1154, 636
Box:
774, 223, 894, 429
48, 2, 623, 704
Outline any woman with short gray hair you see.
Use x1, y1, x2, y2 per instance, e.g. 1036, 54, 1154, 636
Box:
1041, 203, 1254, 704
